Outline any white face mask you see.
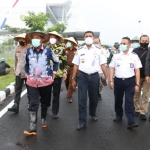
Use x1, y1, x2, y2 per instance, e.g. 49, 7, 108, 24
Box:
49, 38, 57, 44
85, 37, 93, 45
94, 44, 100, 47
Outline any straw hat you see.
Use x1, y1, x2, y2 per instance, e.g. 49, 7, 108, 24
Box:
47, 31, 63, 43
14, 33, 26, 42
64, 37, 77, 46
26, 30, 49, 43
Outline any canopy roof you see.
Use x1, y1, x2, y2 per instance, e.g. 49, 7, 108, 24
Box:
62, 31, 100, 41
46, 0, 72, 24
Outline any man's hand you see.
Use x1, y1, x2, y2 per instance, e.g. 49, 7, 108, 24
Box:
109, 81, 114, 89
63, 73, 67, 81
53, 73, 56, 80
145, 76, 150, 83
135, 85, 140, 93
72, 80, 76, 90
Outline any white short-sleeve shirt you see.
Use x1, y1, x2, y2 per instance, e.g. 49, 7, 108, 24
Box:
109, 51, 142, 78
72, 45, 106, 74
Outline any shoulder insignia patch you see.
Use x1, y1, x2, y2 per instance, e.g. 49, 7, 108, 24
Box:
95, 46, 100, 49
78, 46, 83, 50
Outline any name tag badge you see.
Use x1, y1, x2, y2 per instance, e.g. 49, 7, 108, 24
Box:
81, 59, 85, 63
130, 63, 134, 68
92, 60, 95, 66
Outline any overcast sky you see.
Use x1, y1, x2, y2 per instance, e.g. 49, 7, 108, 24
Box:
0, 0, 150, 45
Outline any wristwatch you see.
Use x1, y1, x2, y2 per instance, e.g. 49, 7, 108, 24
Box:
135, 84, 140, 87
72, 77, 76, 80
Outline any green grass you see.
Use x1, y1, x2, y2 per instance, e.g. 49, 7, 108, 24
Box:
0, 59, 15, 90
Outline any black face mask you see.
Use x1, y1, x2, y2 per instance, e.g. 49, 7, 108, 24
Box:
19, 41, 26, 46
140, 42, 149, 48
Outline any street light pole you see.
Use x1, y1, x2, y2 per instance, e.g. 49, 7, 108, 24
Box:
138, 20, 141, 36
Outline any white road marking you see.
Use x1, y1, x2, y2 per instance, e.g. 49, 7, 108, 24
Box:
0, 89, 27, 118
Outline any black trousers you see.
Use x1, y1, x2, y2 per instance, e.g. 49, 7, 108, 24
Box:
114, 77, 135, 124
14, 76, 29, 104
51, 77, 62, 115
28, 85, 52, 112
77, 71, 99, 125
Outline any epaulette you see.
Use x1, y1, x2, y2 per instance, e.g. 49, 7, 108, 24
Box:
78, 46, 83, 50
95, 46, 100, 49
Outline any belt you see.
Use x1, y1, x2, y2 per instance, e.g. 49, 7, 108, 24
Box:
115, 76, 135, 80
79, 70, 98, 76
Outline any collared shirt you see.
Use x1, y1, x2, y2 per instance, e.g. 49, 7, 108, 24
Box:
25, 46, 59, 87
72, 44, 106, 74
109, 51, 142, 78
15, 45, 28, 78
98, 47, 107, 74
49, 44, 67, 78
133, 47, 148, 78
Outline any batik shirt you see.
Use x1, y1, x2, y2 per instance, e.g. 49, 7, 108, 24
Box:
49, 44, 67, 78
25, 45, 59, 87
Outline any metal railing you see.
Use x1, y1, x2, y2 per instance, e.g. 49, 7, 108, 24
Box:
0, 45, 16, 61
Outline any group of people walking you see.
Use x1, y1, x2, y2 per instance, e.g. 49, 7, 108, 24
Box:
6, 29, 150, 135
7, 30, 78, 135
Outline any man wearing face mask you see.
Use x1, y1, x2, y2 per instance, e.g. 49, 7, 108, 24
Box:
133, 35, 150, 120
64, 37, 77, 103
109, 37, 142, 129
24, 30, 59, 135
47, 31, 67, 119
8, 33, 30, 113
72, 31, 108, 130
129, 36, 140, 53
93, 38, 107, 100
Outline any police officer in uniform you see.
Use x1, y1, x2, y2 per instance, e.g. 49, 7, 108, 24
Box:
72, 31, 108, 130
109, 37, 142, 129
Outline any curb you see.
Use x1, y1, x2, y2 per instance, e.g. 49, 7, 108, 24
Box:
0, 82, 15, 102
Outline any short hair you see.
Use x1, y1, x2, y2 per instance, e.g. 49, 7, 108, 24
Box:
84, 31, 94, 37
122, 37, 131, 43
94, 38, 100, 42
140, 35, 149, 41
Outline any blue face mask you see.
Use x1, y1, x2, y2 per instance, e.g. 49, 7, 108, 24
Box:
32, 39, 41, 48
132, 43, 139, 48
66, 42, 72, 48
119, 44, 128, 51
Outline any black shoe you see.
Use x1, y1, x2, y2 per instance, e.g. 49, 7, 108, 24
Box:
68, 99, 72, 103
98, 93, 102, 100
127, 123, 138, 129
135, 112, 140, 117
77, 124, 86, 131
8, 103, 19, 113
113, 116, 122, 122
91, 116, 97, 122
140, 114, 147, 120
52, 114, 58, 119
